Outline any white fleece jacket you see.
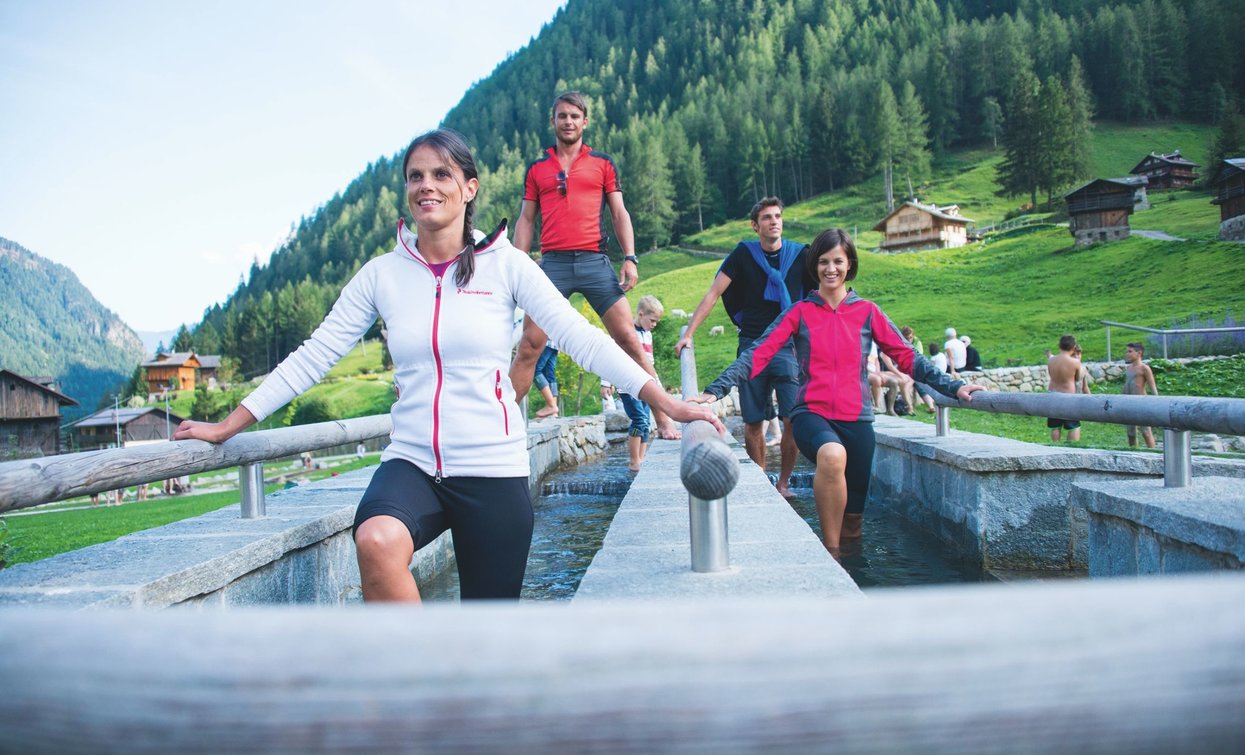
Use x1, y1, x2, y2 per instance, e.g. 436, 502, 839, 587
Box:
242, 220, 652, 478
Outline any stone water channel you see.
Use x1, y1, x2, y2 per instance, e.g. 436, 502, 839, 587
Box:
425, 421, 997, 602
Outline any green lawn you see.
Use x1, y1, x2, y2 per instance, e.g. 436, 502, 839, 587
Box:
1132, 190, 1223, 241
325, 338, 385, 379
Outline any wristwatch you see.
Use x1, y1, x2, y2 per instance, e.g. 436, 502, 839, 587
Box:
623, 255, 639, 266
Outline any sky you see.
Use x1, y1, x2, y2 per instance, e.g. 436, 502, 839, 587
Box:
0, 0, 567, 334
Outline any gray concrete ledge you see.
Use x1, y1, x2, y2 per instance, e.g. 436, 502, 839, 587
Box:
1078, 476, 1245, 576
575, 434, 860, 600
0, 416, 609, 608
869, 415, 1245, 572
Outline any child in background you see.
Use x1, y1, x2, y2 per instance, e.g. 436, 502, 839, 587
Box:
1123, 342, 1159, 448
533, 346, 560, 419
619, 295, 664, 471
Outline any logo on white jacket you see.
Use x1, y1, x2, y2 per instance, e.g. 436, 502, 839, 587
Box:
456, 287, 494, 296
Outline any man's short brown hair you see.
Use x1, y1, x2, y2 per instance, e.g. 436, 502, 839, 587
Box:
1126, 342, 1145, 354
1059, 334, 1079, 352
749, 196, 784, 224
552, 91, 589, 118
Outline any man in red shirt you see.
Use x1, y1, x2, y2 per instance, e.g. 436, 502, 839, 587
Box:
509, 91, 678, 439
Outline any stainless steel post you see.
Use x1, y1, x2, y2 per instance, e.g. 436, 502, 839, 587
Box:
1105, 325, 1112, 362
689, 495, 729, 572
239, 462, 266, 518
1163, 429, 1192, 488
936, 405, 950, 436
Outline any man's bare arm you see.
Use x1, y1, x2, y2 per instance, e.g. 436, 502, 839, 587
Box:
605, 191, 638, 290
674, 271, 733, 356
513, 200, 539, 253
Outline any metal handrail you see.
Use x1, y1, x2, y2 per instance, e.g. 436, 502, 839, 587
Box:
1100, 319, 1245, 360
929, 391, 1245, 487
0, 415, 392, 516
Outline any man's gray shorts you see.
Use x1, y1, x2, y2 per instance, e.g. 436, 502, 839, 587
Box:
736, 337, 800, 424
539, 251, 626, 315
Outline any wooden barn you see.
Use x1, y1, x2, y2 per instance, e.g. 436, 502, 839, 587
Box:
141, 352, 219, 395
872, 200, 974, 253
1129, 150, 1199, 190
1210, 158, 1245, 242
70, 407, 186, 451
0, 370, 79, 459
1065, 178, 1139, 247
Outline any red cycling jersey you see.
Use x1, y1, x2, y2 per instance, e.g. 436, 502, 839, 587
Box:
523, 144, 622, 253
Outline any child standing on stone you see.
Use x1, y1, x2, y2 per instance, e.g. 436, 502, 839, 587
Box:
619, 295, 664, 471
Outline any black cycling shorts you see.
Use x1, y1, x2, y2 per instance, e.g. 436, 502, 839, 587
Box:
354, 459, 533, 599
791, 413, 877, 515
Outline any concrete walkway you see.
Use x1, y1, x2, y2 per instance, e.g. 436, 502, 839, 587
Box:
1133, 229, 1186, 241
575, 431, 861, 600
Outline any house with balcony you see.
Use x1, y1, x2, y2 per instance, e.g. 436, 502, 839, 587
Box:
872, 200, 974, 253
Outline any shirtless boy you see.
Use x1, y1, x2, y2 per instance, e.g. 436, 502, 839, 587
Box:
1123, 342, 1159, 448
1046, 334, 1083, 442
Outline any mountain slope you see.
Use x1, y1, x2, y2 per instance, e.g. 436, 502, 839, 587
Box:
0, 237, 145, 420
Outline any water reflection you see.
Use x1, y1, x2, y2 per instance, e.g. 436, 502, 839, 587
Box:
780, 468, 994, 589
421, 446, 632, 602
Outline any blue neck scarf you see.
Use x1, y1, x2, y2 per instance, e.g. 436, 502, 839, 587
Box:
744, 240, 800, 309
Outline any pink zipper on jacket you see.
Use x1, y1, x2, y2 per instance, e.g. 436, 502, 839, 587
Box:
495, 370, 509, 435
397, 220, 446, 482
429, 273, 445, 481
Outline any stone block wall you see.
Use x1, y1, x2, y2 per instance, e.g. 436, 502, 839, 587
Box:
0, 415, 611, 609
1077, 476, 1245, 577
869, 416, 1245, 572
1220, 215, 1245, 242
959, 361, 1127, 393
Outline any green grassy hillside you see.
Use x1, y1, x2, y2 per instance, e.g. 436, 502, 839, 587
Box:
653, 120, 1236, 389
637, 229, 1244, 390
686, 121, 1218, 251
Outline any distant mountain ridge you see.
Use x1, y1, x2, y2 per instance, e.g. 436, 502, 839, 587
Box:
0, 237, 145, 421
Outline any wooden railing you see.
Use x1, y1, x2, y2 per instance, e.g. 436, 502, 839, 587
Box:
0, 415, 392, 516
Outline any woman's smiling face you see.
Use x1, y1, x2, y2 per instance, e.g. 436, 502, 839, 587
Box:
817, 244, 850, 293
405, 144, 476, 232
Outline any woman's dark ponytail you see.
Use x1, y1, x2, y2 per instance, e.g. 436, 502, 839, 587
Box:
456, 196, 476, 287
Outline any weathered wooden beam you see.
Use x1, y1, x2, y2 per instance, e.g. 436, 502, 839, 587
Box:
0, 415, 392, 513
1, 574, 1241, 752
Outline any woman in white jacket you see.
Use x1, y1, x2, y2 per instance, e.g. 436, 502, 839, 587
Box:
174, 129, 722, 601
